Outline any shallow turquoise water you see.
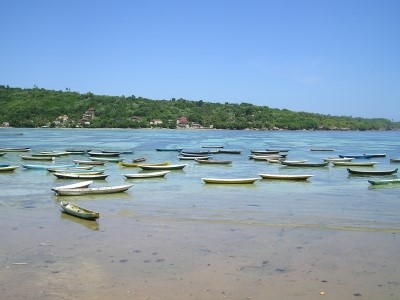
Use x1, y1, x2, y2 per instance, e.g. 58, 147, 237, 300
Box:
1, 128, 399, 231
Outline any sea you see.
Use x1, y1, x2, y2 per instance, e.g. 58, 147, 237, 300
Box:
1, 128, 399, 300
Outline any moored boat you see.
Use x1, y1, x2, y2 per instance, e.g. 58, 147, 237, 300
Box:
216, 149, 241, 154
88, 151, 121, 157
20, 155, 55, 161
155, 148, 183, 152
310, 148, 335, 151
60, 201, 99, 220
332, 161, 378, 167
339, 154, 374, 159
202, 177, 259, 184
51, 180, 93, 191
31, 152, 63, 157
46, 166, 93, 172
53, 173, 109, 179
363, 153, 386, 158
119, 161, 170, 167
54, 184, 133, 196
259, 173, 313, 180
123, 171, 170, 179
281, 161, 329, 167
0, 153, 6, 156
132, 157, 146, 163
323, 157, 353, 162
0, 166, 19, 172
347, 168, 398, 175
22, 163, 76, 170
368, 179, 400, 185
390, 158, 400, 163
89, 156, 124, 162
178, 156, 210, 160
0, 147, 31, 152
73, 160, 105, 165
139, 164, 187, 170
195, 159, 232, 165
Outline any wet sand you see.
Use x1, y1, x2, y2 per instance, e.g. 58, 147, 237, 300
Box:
1, 213, 399, 300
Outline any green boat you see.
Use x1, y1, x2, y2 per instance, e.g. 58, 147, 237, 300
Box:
368, 179, 400, 185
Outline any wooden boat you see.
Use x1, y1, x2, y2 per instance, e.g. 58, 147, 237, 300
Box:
202, 145, 224, 148
55, 184, 133, 196
339, 154, 374, 159
40, 151, 70, 156
49, 168, 104, 174
123, 171, 170, 179
53, 173, 109, 179
22, 163, 76, 170
65, 148, 90, 154
178, 156, 210, 160
20, 155, 55, 161
281, 161, 329, 167
51, 180, 93, 192
310, 148, 335, 151
390, 158, 400, 163
31, 152, 63, 157
89, 156, 124, 162
251, 150, 280, 155
0, 147, 31, 152
217, 149, 241, 154
155, 148, 182, 152
347, 168, 398, 175
60, 201, 99, 220
0, 153, 6, 156
259, 173, 313, 180
332, 161, 378, 167
280, 160, 307, 164
323, 157, 353, 162
46, 166, 93, 172
202, 177, 259, 184
195, 159, 232, 165
132, 157, 146, 163
73, 159, 105, 165
252, 155, 283, 161
0, 166, 19, 172
180, 151, 210, 157
139, 164, 187, 170
368, 178, 400, 185
119, 161, 170, 167
266, 148, 290, 152
101, 150, 123, 154
88, 151, 121, 157
363, 153, 386, 158
0, 164, 10, 167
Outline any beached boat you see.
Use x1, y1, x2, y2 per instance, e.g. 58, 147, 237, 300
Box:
202, 177, 259, 184
259, 173, 313, 180
368, 178, 400, 185
60, 201, 99, 220
195, 159, 232, 165
390, 158, 400, 163
53, 173, 109, 179
54, 184, 133, 196
281, 161, 329, 167
139, 164, 187, 170
332, 161, 378, 167
123, 171, 170, 179
20, 155, 55, 161
0, 147, 31, 152
51, 180, 93, 192
73, 160, 105, 165
89, 156, 124, 162
22, 163, 76, 170
0, 166, 19, 172
347, 168, 398, 175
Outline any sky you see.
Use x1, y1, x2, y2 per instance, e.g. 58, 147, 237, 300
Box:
1, 0, 399, 121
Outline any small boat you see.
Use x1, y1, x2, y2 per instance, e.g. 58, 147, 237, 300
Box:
390, 158, 400, 163
266, 148, 290, 152
195, 159, 232, 165
53, 173, 109, 179
339, 154, 374, 159
217, 149, 241, 154
323, 157, 353, 162
332, 161, 378, 167
363, 153, 386, 158
368, 178, 400, 185
46, 166, 93, 172
202, 145, 224, 148
132, 157, 146, 163
252, 155, 283, 161
250, 150, 280, 155
259, 173, 313, 180
20, 155, 55, 161
0, 164, 10, 167
139, 164, 187, 170
202, 177, 259, 184
180, 151, 210, 157
31, 152, 63, 157
347, 168, 398, 175
65, 148, 90, 154
89, 156, 124, 162
101, 150, 123, 154
55, 184, 133, 196
88, 151, 121, 157
178, 156, 210, 160
73, 160, 105, 165
51, 180, 93, 191
281, 161, 329, 167
310, 148, 335, 151
119, 161, 170, 167
0, 166, 19, 172
22, 163, 76, 170
50, 169, 104, 175
280, 160, 308, 164
60, 201, 99, 220
0, 147, 31, 152
0, 153, 6, 156
123, 171, 170, 179
155, 148, 182, 152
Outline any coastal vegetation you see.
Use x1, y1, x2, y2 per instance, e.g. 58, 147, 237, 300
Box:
0, 85, 398, 130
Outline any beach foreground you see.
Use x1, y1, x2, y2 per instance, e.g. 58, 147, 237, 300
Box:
1, 217, 399, 300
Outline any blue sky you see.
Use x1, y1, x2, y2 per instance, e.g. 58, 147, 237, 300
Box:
1, 0, 399, 121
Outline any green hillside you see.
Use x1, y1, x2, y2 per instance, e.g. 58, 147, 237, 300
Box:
0, 85, 398, 130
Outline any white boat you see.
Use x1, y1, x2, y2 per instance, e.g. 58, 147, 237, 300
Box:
139, 164, 187, 170
73, 160, 105, 165
332, 161, 378, 167
0, 166, 19, 172
60, 201, 99, 220
322, 157, 353, 162
123, 171, 170, 179
51, 180, 93, 192
259, 173, 313, 180
54, 184, 133, 195
53, 173, 109, 179
202, 177, 259, 184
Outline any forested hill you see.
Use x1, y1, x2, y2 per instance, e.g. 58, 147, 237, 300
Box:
0, 85, 398, 130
